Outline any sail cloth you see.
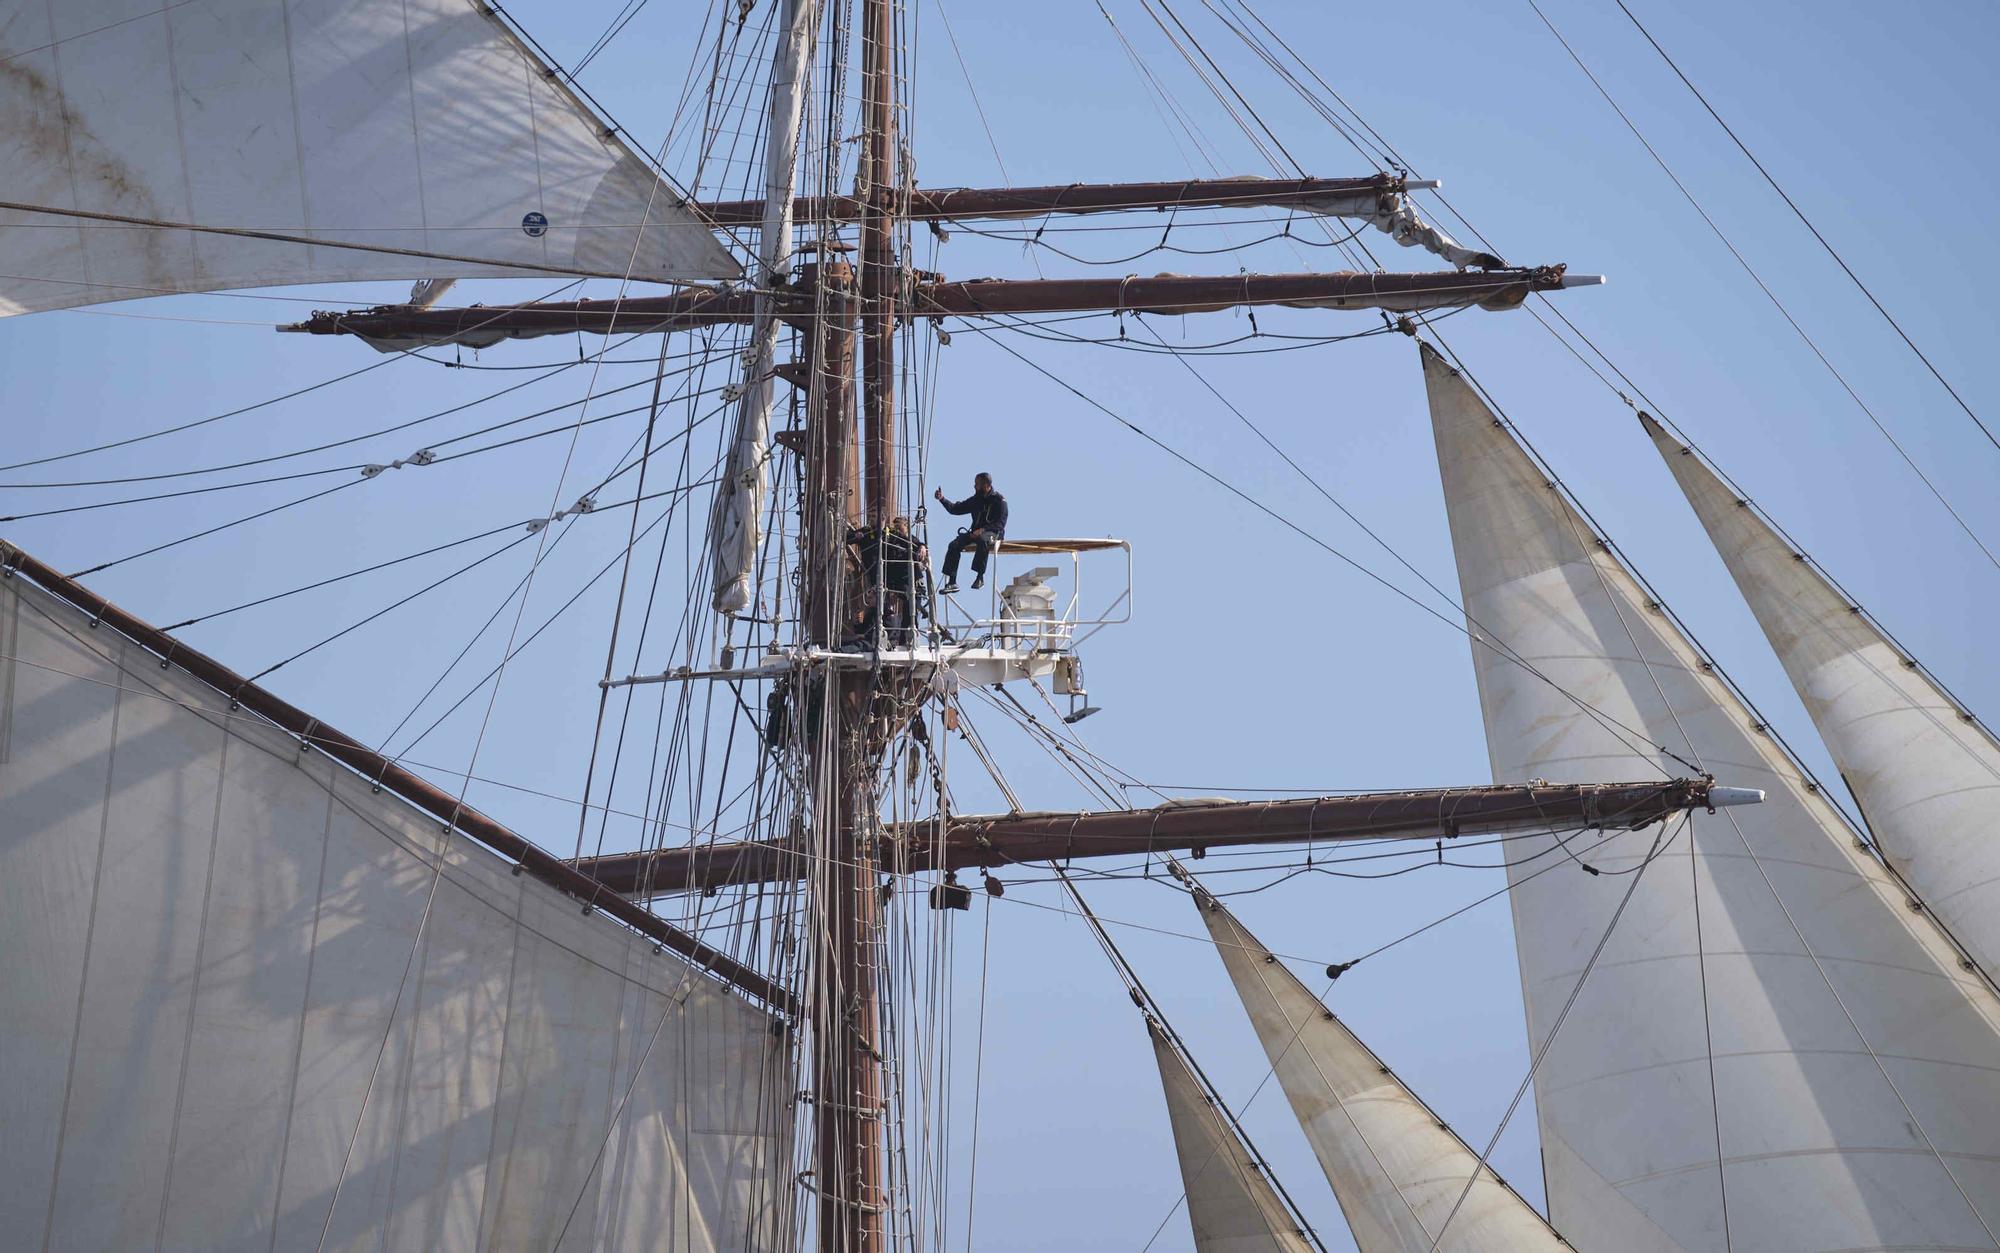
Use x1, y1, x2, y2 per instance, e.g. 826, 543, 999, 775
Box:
1189, 887, 1569, 1252
1422, 341, 2000, 1252
0, 0, 738, 317
1642, 414, 2000, 982
1148, 1019, 1314, 1253
1350, 195, 1501, 271
0, 571, 792, 1251
709, 0, 818, 616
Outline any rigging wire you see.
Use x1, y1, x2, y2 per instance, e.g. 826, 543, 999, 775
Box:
1175, 0, 1903, 851
0, 330, 708, 489
1193, 0, 1951, 852
1121, 822, 1640, 1252
310, 323, 646, 1253
1438, 316, 1999, 1241
1136, 0, 1391, 278
2, 460, 357, 521
0, 279, 584, 474
959, 896, 994, 1253
959, 316, 1695, 777
0, 198, 675, 285
575, 0, 652, 73
1216, 0, 2000, 744
944, 215, 1365, 267
1057, 867, 1330, 1251
985, 306, 1425, 356
65, 477, 366, 580
307, 63, 726, 1226
1610, 0, 1999, 458
383, 460, 722, 762
241, 527, 534, 680
42, 388, 724, 581
1419, 332, 1878, 840
288, 22, 783, 1220
1425, 814, 1686, 1249
47, 7, 1984, 1240
574, 334, 681, 860
1520, 0, 2000, 574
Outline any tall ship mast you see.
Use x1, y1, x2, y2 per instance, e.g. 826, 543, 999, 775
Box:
2, 2, 1997, 1250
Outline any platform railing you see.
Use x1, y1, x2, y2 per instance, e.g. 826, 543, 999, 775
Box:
929, 538, 1131, 651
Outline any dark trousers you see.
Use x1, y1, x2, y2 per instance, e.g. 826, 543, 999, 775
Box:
860, 579, 925, 646
942, 531, 996, 581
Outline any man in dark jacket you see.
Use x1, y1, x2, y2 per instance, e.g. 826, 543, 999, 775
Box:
934, 472, 1007, 593
850, 515, 927, 646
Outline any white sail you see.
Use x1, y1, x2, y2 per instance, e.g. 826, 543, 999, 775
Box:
709, 0, 818, 616
0, 0, 738, 317
0, 570, 792, 1251
1421, 342, 2000, 1252
1149, 1019, 1314, 1253
1189, 885, 1569, 1252
1642, 414, 2000, 981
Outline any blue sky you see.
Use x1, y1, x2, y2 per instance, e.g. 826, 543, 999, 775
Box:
4, 1, 1998, 1247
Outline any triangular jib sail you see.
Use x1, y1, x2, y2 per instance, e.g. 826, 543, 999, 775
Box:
1185, 877, 1569, 1253
0, 568, 792, 1250
1641, 413, 2000, 982
0, 0, 740, 317
1421, 341, 2000, 1251
1149, 1018, 1315, 1253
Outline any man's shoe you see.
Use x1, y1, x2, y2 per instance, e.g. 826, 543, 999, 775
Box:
970, 576, 984, 590
938, 581, 959, 595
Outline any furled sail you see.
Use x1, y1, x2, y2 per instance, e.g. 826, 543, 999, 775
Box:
1642, 413, 2000, 981
1186, 881, 1569, 1252
0, 570, 791, 1250
1148, 1019, 1314, 1253
709, 0, 818, 615
0, 0, 738, 317
1421, 342, 2000, 1252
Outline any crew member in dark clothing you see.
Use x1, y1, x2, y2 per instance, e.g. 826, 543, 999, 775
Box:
850, 515, 926, 645
933, 472, 1007, 593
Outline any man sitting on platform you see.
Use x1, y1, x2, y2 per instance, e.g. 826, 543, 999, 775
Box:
933, 472, 1008, 593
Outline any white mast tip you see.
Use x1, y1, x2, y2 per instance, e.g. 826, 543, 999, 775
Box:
1559, 273, 1608, 288
1707, 786, 1765, 808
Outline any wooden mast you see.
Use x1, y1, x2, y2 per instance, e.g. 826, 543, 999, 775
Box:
811, 0, 896, 1247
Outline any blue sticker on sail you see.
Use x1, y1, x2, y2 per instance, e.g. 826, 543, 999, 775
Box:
521, 211, 549, 238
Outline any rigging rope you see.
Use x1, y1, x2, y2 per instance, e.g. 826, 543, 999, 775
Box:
963, 317, 1696, 777
0, 199, 678, 284
1425, 815, 1685, 1249
1055, 866, 1329, 1251
1610, 0, 1999, 458
1180, 0, 1933, 861
0, 330, 698, 489
576, 335, 681, 859
1520, 0, 2000, 574
308, 68, 745, 1239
